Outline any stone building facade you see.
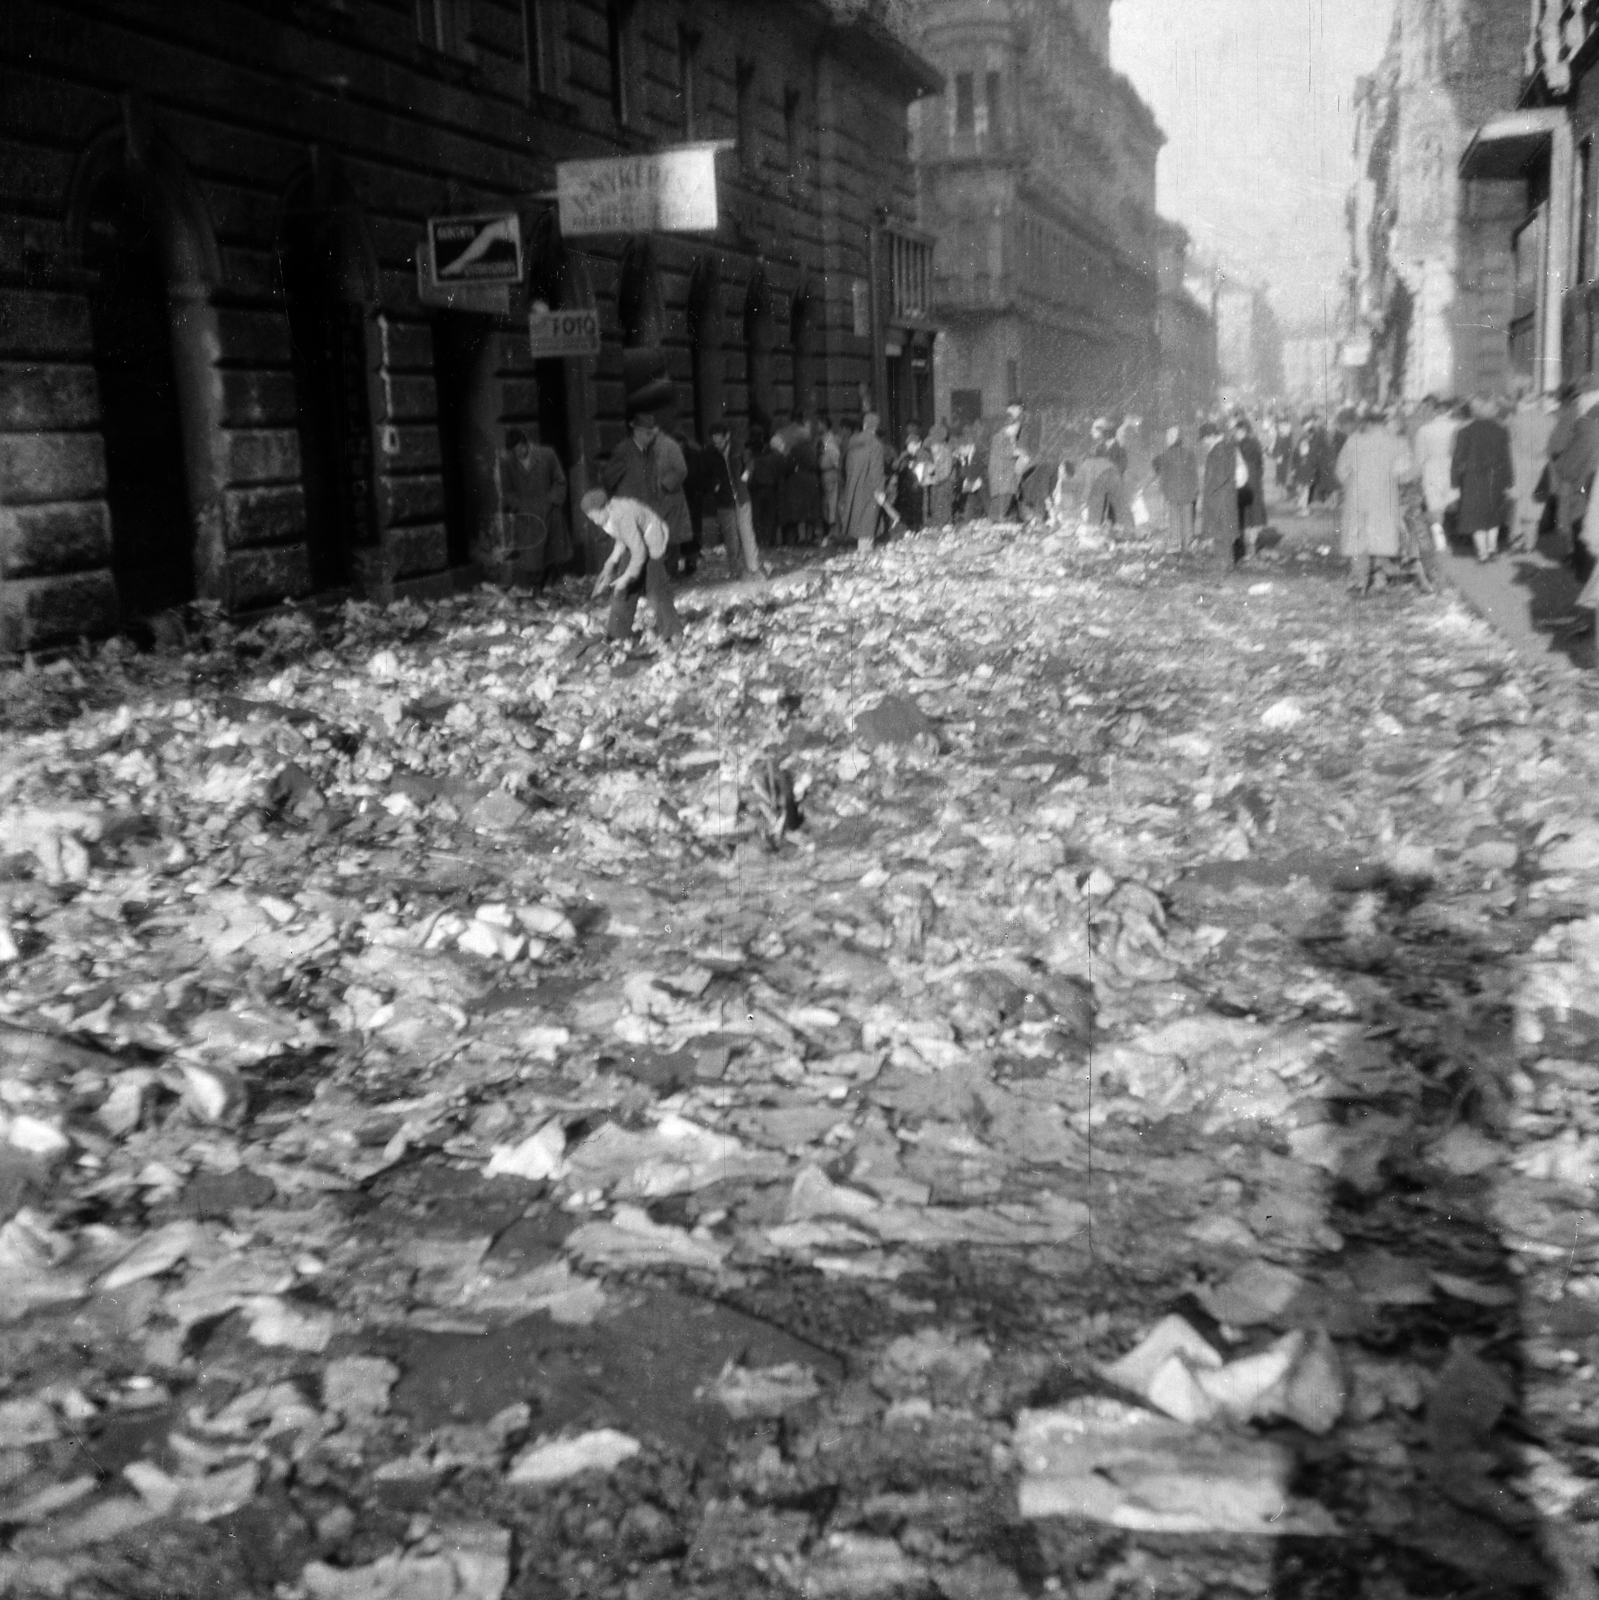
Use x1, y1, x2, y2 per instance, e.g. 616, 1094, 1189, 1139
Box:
0, 0, 938, 651
907, 0, 1163, 428
1342, 0, 1530, 403
1153, 218, 1217, 426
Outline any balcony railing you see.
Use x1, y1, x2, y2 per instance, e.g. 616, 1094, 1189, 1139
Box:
1529, 0, 1599, 91
883, 226, 935, 326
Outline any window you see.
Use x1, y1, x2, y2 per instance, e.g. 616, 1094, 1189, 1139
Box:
606, 1, 632, 124
418, 0, 472, 57
736, 58, 757, 172
784, 86, 802, 180
985, 70, 1002, 146
954, 71, 974, 134
677, 24, 700, 138
1580, 137, 1596, 284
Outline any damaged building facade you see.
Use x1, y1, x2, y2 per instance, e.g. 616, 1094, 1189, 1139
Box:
1341, 0, 1530, 403
908, 0, 1168, 425
0, 0, 939, 651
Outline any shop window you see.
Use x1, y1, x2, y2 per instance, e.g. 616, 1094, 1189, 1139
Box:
736, 59, 757, 172
418, 0, 472, 59
678, 24, 700, 138
954, 72, 974, 135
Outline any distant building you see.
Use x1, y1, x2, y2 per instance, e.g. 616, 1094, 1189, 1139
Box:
1153, 220, 1217, 424
0, 0, 939, 651
908, 0, 1164, 426
1215, 280, 1284, 402
1342, 0, 1529, 402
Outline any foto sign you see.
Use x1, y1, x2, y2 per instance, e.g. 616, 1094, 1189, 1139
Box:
428, 213, 523, 286
528, 307, 601, 358
557, 145, 720, 237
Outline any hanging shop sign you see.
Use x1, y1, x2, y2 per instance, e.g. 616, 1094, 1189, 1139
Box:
414, 247, 511, 314
527, 306, 601, 358
557, 144, 723, 237
428, 212, 524, 286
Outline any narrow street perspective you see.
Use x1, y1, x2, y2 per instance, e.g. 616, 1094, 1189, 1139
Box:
7, 3, 1599, 1600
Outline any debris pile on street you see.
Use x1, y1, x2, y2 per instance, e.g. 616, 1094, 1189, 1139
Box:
2, 519, 1599, 1597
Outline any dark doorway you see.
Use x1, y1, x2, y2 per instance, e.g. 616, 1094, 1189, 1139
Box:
83, 174, 196, 618
279, 195, 376, 592
431, 314, 500, 569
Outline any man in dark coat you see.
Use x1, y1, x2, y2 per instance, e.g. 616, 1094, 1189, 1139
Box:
603, 412, 662, 508
1232, 417, 1267, 556
1153, 426, 1200, 551
1200, 422, 1242, 568
1450, 396, 1515, 563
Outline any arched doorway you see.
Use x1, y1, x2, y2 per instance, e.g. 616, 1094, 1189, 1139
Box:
687, 255, 724, 440
70, 116, 224, 622
277, 158, 379, 592
744, 267, 775, 432
790, 280, 819, 422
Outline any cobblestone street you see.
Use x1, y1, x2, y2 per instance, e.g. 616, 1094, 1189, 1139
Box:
5, 515, 1599, 1598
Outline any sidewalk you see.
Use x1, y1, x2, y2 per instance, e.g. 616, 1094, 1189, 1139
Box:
1435, 537, 1596, 674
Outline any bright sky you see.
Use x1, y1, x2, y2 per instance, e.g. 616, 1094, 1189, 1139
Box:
1111, 0, 1397, 331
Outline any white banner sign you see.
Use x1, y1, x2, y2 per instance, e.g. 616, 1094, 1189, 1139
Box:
557, 145, 720, 237
528, 307, 601, 358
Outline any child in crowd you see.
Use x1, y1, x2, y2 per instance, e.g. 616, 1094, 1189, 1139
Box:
582, 487, 684, 645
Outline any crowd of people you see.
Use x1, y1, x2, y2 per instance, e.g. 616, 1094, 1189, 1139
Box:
500, 383, 1599, 647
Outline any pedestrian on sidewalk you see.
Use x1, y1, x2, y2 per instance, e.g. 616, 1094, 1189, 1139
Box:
778, 418, 823, 546
703, 420, 763, 579
988, 405, 1029, 521
1233, 415, 1267, 559
925, 422, 956, 528
499, 425, 568, 586
747, 424, 782, 550
1550, 386, 1599, 582
1507, 388, 1557, 554
1199, 420, 1242, 567
894, 424, 927, 532
1291, 411, 1335, 514
1153, 426, 1199, 552
656, 425, 693, 577
1413, 396, 1461, 552
818, 417, 842, 541
1336, 406, 1419, 593
583, 487, 684, 646
839, 412, 888, 551
1451, 395, 1515, 564
955, 425, 986, 524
